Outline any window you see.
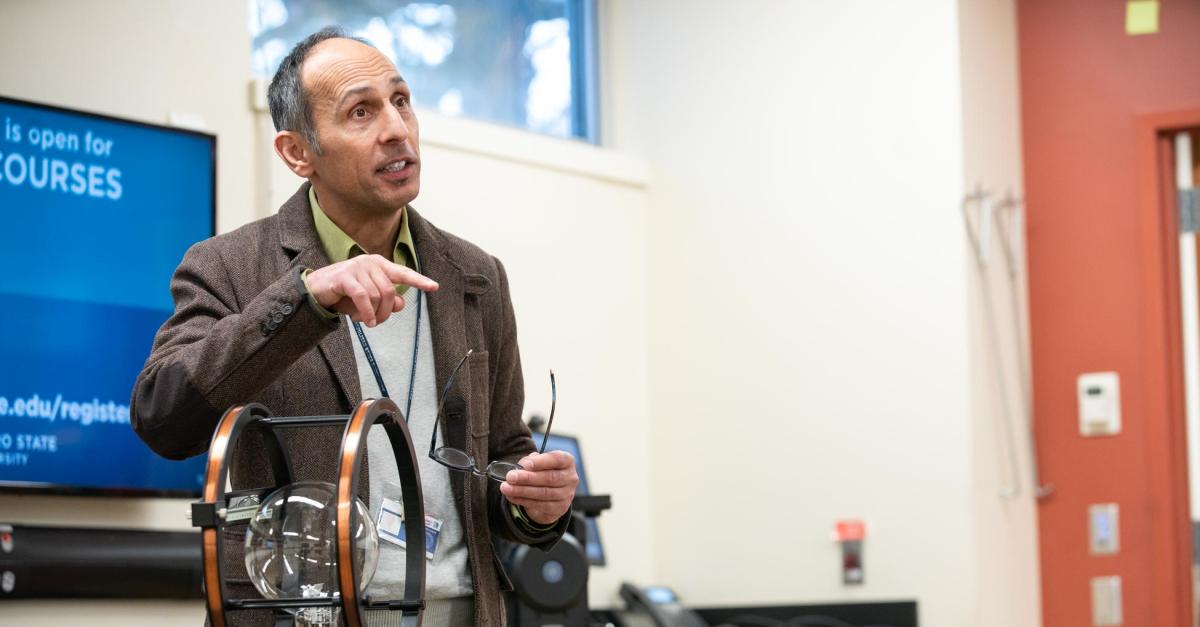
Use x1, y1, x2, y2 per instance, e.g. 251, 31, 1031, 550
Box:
250, 0, 598, 142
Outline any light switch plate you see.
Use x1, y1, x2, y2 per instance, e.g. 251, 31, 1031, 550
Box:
1089, 503, 1119, 555
1091, 576, 1123, 626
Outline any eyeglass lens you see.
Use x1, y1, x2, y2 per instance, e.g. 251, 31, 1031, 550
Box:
429, 351, 557, 483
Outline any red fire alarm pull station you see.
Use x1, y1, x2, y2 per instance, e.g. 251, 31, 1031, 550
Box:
0, 525, 13, 554
835, 520, 866, 585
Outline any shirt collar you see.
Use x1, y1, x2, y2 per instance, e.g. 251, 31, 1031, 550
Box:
308, 185, 418, 272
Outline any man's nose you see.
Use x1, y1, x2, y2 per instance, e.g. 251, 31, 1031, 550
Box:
379, 105, 410, 144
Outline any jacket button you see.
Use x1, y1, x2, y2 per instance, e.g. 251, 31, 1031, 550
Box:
281, 304, 294, 315
266, 320, 278, 331
272, 312, 284, 323
260, 322, 269, 335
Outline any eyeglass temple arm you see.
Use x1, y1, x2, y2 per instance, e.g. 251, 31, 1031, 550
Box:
431, 349, 474, 455
538, 371, 556, 454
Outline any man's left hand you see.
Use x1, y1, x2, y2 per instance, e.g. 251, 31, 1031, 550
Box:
500, 451, 579, 525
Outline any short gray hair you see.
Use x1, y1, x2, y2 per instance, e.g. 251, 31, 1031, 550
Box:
267, 26, 372, 154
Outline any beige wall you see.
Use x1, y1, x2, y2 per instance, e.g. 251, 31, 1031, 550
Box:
604, 0, 974, 624
604, 0, 1038, 625
958, 0, 1042, 626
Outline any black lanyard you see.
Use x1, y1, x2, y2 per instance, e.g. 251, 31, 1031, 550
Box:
351, 288, 422, 424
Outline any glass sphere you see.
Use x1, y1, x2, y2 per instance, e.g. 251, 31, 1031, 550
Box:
243, 481, 379, 602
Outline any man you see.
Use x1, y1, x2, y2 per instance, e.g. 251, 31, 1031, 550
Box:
131, 27, 577, 627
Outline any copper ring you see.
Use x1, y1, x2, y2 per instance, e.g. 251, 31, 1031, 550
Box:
335, 400, 374, 627
200, 404, 246, 627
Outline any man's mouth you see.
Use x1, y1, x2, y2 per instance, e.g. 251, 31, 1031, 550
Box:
377, 159, 415, 179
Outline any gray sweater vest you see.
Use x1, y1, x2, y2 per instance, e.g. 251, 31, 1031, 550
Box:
350, 290, 474, 605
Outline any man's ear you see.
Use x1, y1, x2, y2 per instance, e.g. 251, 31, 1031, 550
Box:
274, 131, 316, 178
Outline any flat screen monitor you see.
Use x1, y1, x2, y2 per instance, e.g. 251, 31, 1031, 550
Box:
535, 431, 605, 566
0, 95, 214, 497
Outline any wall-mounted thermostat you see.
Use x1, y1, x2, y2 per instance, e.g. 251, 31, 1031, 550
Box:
1078, 372, 1121, 437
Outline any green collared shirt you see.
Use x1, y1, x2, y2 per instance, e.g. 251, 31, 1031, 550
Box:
302, 186, 419, 318
309, 185, 418, 278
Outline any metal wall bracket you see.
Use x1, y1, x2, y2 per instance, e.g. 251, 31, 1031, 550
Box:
962, 184, 992, 265
962, 184, 1053, 500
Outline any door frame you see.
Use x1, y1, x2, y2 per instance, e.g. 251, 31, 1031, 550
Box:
1135, 108, 1200, 627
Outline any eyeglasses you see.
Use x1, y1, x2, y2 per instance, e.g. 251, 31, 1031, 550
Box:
429, 349, 557, 482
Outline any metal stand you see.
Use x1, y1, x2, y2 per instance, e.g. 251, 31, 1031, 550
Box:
191, 398, 427, 627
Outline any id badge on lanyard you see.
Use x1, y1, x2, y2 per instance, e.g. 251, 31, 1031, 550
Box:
376, 480, 443, 561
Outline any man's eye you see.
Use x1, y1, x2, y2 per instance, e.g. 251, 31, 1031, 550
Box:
352, 107, 368, 118
394, 97, 408, 109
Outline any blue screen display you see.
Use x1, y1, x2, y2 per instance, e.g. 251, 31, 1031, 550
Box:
0, 97, 213, 495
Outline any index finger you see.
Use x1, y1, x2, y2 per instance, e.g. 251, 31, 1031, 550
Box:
505, 466, 575, 487
518, 451, 575, 471
379, 261, 439, 292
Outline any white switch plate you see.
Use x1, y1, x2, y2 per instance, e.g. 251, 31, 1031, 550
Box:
1078, 372, 1121, 436
1088, 503, 1119, 555
1091, 576, 1123, 626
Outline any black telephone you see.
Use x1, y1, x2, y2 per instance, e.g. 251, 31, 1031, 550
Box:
611, 582, 709, 627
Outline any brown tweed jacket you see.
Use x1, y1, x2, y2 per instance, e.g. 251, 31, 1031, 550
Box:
131, 182, 564, 626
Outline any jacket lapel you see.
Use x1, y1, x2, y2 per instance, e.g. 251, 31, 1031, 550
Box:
408, 206, 468, 431
277, 182, 361, 409
408, 206, 471, 511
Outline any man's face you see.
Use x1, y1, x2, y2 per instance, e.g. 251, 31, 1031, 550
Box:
302, 38, 421, 214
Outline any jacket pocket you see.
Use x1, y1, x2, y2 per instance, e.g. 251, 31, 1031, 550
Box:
467, 350, 491, 440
